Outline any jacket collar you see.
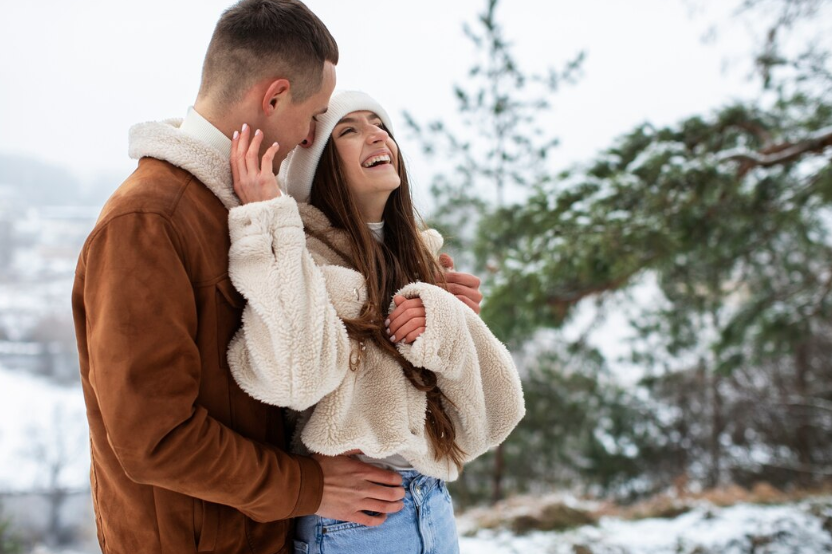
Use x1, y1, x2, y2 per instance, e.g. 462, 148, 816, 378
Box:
128, 118, 240, 211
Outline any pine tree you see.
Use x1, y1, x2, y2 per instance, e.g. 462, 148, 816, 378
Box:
475, 0, 832, 488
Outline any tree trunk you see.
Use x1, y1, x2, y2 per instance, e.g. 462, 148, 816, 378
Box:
794, 342, 813, 487
492, 444, 504, 503
708, 369, 723, 489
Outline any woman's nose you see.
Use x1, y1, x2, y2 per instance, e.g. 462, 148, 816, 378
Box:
366, 126, 388, 143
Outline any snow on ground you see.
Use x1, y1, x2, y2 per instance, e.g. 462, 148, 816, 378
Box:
460, 499, 832, 554
0, 366, 89, 492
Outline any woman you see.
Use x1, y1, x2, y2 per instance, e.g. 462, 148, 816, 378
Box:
226, 91, 524, 554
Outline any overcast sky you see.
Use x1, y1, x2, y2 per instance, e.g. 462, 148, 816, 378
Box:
0, 0, 765, 204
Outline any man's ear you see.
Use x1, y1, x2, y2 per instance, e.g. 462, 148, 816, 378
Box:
262, 78, 291, 116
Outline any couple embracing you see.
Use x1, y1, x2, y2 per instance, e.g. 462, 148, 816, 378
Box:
72, 1, 525, 553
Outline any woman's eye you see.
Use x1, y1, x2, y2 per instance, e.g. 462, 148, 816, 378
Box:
338, 127, 355, 137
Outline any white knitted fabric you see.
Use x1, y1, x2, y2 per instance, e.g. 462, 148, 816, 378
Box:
280, 90, 394, 202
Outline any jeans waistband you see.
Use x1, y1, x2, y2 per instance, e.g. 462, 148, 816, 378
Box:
397, 470, 442, 503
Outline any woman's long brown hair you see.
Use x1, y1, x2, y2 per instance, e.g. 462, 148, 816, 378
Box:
309, 127, 465, 471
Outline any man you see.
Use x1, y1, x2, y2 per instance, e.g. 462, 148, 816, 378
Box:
72, 1, 482, 553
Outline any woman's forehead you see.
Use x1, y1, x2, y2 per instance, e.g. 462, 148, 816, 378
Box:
336, 111, 381, 125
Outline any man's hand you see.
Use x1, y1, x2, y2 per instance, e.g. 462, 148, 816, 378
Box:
312, 454, 405, 527
437, 254, 483, 314
230, 123, 282, 204
386, 295, 426, 344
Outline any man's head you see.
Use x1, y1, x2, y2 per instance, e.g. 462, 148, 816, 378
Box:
197, 0, 338, 167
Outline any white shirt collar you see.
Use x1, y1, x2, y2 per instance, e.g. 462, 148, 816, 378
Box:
179, 106, 232, 159
367, 221, 385, 243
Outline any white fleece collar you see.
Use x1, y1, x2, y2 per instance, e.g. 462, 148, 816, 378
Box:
128, 118, 240, 210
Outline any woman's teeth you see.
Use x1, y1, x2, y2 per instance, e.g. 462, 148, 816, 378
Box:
362, 154, 391, 168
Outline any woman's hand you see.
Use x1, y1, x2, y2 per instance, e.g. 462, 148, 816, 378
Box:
386, 295, 426, 344
230, 123, 282, 204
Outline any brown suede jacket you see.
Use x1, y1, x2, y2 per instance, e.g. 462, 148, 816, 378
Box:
73, 141, 323, 553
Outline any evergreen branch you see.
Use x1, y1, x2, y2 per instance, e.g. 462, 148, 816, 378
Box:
545, 259, 657, 314
762, 461, 832, 475
719, 125, 832, 175
780, 395, 832, 414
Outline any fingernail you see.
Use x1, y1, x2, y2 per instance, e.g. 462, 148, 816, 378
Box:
255, 129, 262, 136
386, 328, 391, 335
233, 130, 239, 140
384, 319, 390, 326
390, 335, 396, 342
242, 123, 248, 132
273, 142, 279, 147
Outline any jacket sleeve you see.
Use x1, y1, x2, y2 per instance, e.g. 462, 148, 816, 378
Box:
79, 211, 322, 522
226, 195, 360, 411
394, 282, 526, 460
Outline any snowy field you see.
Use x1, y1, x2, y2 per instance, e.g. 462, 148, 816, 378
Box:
459, 499, 832, 554
0, 366, 89, 492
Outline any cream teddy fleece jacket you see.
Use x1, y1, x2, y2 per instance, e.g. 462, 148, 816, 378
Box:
226, 195, 525, 481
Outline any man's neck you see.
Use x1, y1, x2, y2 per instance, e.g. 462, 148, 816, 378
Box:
180, 105, 233, 159
193, 99, 237, 140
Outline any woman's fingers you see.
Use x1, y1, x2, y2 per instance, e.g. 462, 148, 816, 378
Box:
388, 317, 426, 343
230, 125, 283, 203
386, 297, 425, 337
236, 123, 251, 171
230, 129, 242, 194
403, 327, 426, 344
246, 128, 264, 177
261, 141, 281, 194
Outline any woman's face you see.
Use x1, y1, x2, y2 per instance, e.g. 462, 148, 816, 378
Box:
331, 111, 401, 202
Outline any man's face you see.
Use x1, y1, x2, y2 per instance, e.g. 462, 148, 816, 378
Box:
267, 61, 336, 170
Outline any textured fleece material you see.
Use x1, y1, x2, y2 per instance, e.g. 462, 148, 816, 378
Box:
226, 195, 526, 481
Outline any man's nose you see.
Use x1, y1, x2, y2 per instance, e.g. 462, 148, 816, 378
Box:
300, 121, 317, 149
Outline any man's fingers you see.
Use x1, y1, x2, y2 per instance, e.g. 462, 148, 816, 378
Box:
447, 282, 484, 304
363, 499, 405, 515
439, 253, 454, 270
457, 294, 481, 314
353, 512, 388, 527
445, 270, 481, 289
360, 465, 404, 489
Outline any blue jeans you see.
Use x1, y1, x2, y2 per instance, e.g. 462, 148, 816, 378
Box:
294, 470, 460, 554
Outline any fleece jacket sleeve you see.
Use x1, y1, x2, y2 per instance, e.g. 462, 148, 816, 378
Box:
394, 282, 526, 460
79, 211, 322, 522
226, 195, 359, 411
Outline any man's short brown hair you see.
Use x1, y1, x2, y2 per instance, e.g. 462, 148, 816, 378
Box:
199, 0, 338, 107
